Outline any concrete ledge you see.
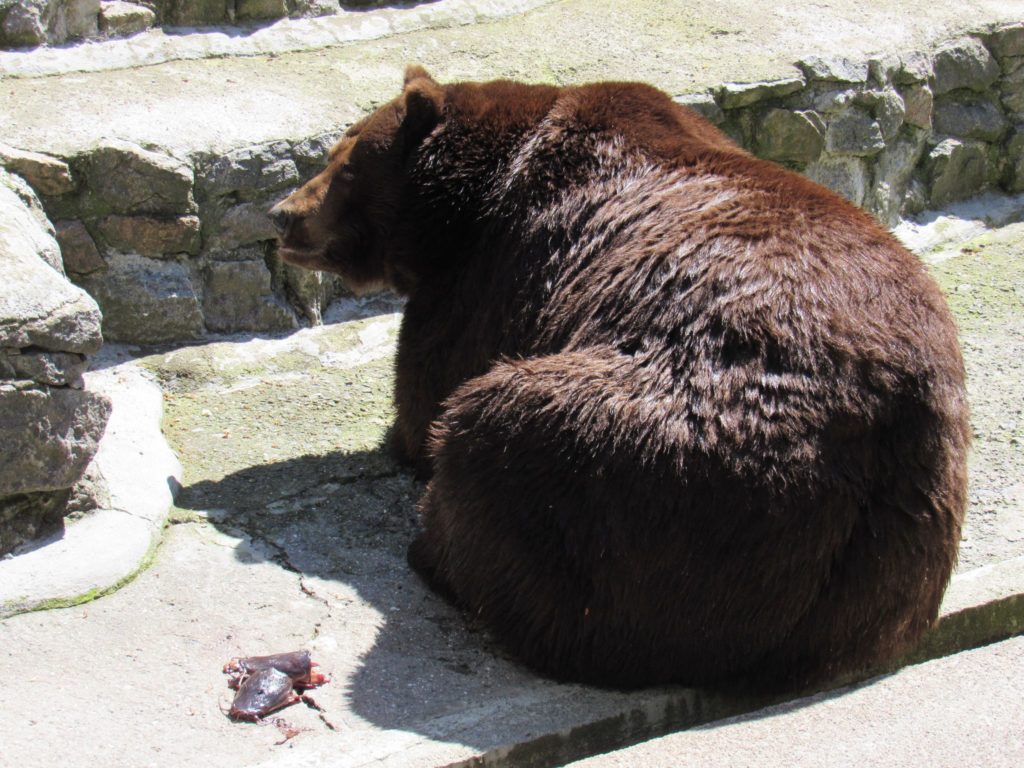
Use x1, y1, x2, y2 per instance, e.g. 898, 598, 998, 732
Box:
0, 353, 181, 618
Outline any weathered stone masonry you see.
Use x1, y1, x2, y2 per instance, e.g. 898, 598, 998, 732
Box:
2, 24, 1022, 347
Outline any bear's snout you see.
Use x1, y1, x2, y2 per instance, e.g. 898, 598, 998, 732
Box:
267, 201, 296, 236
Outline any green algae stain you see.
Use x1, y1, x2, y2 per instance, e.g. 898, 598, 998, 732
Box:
929, 225, 1024, 333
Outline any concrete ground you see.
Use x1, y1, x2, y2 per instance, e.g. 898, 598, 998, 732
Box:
569, 636, 1024, 768
2, 2, 1024, 767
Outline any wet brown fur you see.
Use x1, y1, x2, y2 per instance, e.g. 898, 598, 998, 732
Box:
272, 67, 970, 690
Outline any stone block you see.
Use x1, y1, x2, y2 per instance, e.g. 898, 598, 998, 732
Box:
1, 174, 103, 355
196, 142, 299, 200
166, 0, 230, 25
0, 385, 111, 496
805, 156, 870, 207
926, 138, 990, 207
825, 111, 885, 157
78, 253, 204, 343
235, 0, 287, 21
999, 58, 1024, 116
79, 140, 195, 216
99, 1, 155, 37
0, 490, 73, 557
933, 96, 1009, 142
932, 37, 1000, 96
65, 0, 101, 39
96, 214, 201, 257
0, 144, 75, 196
675, 93, 725, 125
208, 201, 278, 250
1, 0, 48, 47
717, 77, 805, 110
202, 260, 298, 333
0, 349, 90, 388
902, 84, 934, 130
0, 170, 62, 272
293, 0, 340, 17
871, 133, 928, 225
797, 56, 869, 84
990, 23, 1024, 59
857, 89, 905, 141
54, 220, 105, 275
1004, 129, 1024, 192
754, 109, 825, 165
891, 51, 934, 85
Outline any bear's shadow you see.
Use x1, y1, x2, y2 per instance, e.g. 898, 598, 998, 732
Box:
180, 444, 578, 748
180, 444, 885, 750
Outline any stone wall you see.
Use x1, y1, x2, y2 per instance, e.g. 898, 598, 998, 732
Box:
678, 24, 1024, 228
0, 165, 111, 556
18, 135, 349, 344
4, 23, 1023, 344
0, 0, 399, 49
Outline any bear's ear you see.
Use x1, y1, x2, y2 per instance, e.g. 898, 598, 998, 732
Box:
403, 64, 436, 87
401, 70, 445, 143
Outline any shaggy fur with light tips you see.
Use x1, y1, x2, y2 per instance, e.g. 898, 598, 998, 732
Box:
272, 66, 970, 690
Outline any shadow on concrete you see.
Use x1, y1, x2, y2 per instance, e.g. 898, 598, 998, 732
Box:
173, 443, 549, 749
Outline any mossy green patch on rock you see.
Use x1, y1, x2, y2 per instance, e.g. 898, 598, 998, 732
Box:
149, 315, 401, 494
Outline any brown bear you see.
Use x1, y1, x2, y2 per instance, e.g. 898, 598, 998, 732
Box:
270, 66, 969, 690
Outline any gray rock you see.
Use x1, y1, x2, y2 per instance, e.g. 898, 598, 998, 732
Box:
54, 220, 105, 275
1000, 58, 1024, 116
857, 89, 906, 141
1005, 129, 1024, 192
208, 201, 277, 250
202, 260, 297, 333
932, 37, 1001, 96
196, 142, 299, 200
98, 1, 155, 37
77, 253, 203, 343
675, 93, 725, 125
0, 490, 71, 558
1, 0, 47, 47
0, 385, 111, 497
926, 138, 991, 207
0, 349, 90, 388
78, 140, 195, 216
165, 0, 230, 25
65, 0, 101, 39
291, 130, 344, 173
235, 0, 287, 21
825, 111, 886, 157
96, 214, 201, 257
805, 156, 870, 207
801, 87, 859, 116
293, 0, 340, 16
990, 23, 1024, 59
0, 175, 103, 355
0, 0, 100, 47
0, 170, 62, 272
933, 96, 1009, 142
891, 51, 934, 85
717, 77, 805, 110
279, 258, 344, 325
902, 84, 934, 130
870, 133, 928, 225
797, 56, 869, 84
0, 144, 75, 197
754, 109, 825, 164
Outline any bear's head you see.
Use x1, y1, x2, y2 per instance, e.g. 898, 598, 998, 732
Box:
269, 66, 444, 295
